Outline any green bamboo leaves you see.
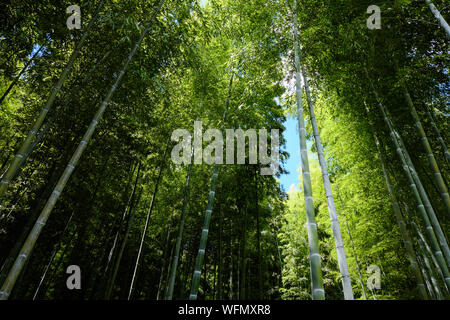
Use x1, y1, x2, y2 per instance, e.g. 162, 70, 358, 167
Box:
292, 0, 324, 300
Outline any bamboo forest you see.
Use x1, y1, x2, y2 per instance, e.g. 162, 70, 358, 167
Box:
0, 0, 449, 303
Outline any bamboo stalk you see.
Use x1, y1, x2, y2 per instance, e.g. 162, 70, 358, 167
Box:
128, 153, 166, 300
345, 218, 367, 299
189, 72, 235, 300
105, 179, 143, 299
104, 162, 138, 276
166, 154, 194, 299
302, 64, 353, 300
254, 170, 263, 299
292, 0, 324, 300
157, 205, 175, 300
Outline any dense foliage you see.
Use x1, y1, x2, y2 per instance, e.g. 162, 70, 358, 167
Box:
0, 0, 448, 300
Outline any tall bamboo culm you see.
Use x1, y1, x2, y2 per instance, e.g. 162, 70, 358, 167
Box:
292, 0, 324, 300
166, 155, 194, 299
0, 0, 165, 300
302, 64, 353, 300
105, 162, 142, 299
189, 72, 234, 300
128, 151, 166, 300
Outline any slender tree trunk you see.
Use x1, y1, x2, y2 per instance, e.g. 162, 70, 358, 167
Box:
302, 64, 353, 300
104, 162, 138, 276
104, 162, 141, 298
163, 242, 175, 299
189, 72, 234, 300
1, 186, 28, 223
273, 225, 284, 288
239, 207, 248, 300
292, 0, 324, 300
417, 254, 437, 299
374, 134, 428, 299
237, 240, 240, 300
128, 155, 166, 300
166, 157, 194, 299
229, 219, 233, 300
212, 257, 217, 299
247, 261, 251, 299
105, 184, 143, 299
9, 50, 111, 185
401, 85, 450, 215
345, 217, 367, 300
335, 187, 367, 299
424, 0, 450, 38
254, 170, 263, 299
189, 163, 221, 300
0, 1, 104, 197
217, 205, 223, 299
41, 225, 78, 298
0, 0, 165, 300
90, 214, 121, 299
157, 206, 175, 300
